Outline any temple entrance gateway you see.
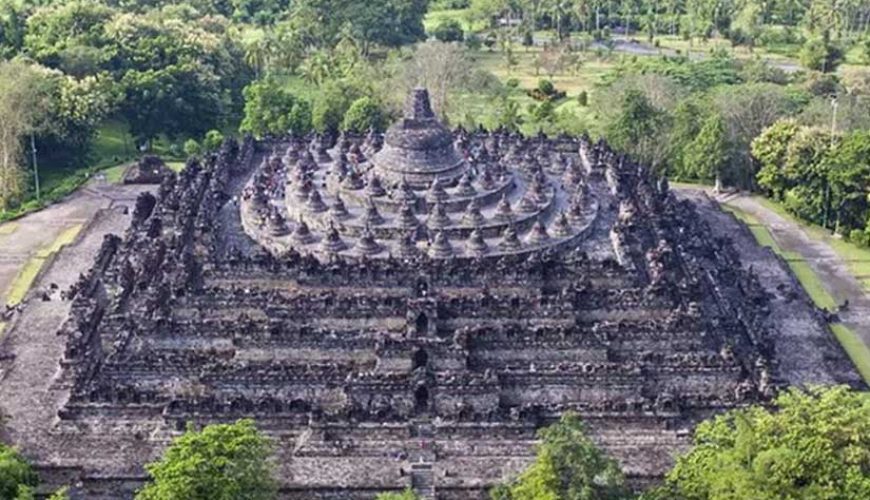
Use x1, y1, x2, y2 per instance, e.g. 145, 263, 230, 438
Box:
414, 313, 429, 336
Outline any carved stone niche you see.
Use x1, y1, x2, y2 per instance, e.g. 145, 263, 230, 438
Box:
405, 299, 437, 338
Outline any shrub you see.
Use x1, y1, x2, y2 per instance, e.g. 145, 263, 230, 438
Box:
803, 71, 842, 96
203, 130, 224, 151
431, 20, 464, 43
183, 139, 200, 157
528, 79, 566, 101
505, 78, 520, 88
577, 90, 588, 106
799, 37, 843, 73
522, 31, 534, 47
537, 79, 555, 96
0, 443, 38, 499
465, 33, 482, 50
848, 229, 870, 247
342, 97, 386, 133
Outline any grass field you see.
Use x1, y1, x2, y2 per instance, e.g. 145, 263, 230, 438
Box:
831, 323, 870, 384
423, 8, 487, 33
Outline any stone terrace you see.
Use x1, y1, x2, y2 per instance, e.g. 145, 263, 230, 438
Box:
0, 89, 862, 499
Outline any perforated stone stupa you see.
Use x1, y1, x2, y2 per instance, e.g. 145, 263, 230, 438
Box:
242, 88, 597, 261
0, 88, 861, 499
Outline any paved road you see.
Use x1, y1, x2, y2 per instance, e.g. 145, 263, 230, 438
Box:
716, 191, 870, 349
0, 180, 150, 307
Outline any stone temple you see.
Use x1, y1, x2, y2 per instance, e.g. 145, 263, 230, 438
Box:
0, 88, 862, 499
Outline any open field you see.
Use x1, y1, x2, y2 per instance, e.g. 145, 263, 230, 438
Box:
423, 7, 487, 33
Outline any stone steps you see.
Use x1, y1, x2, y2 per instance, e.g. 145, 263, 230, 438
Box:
411, 462, 435, 500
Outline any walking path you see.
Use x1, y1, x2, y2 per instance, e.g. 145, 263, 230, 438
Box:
715, 191, 870, 351
0, 180, 150, 309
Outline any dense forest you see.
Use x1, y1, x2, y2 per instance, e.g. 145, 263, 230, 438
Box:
0, 0, 869, 240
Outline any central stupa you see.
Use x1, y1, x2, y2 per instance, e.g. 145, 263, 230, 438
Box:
370, 88, 467, 188
240, 88, 598, 260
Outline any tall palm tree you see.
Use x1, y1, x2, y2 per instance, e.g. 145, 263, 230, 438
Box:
243, 36, 269, 78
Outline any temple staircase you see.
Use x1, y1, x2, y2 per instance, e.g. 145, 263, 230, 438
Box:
410, 418, 436, 499
411, 462, 435, 499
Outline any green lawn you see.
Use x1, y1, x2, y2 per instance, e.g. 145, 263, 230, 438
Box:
463, 46, 615, 135
473, 47, 614, 96
831, 324, 870, 384
423, 8, 486, 34
721, 204, 782, 250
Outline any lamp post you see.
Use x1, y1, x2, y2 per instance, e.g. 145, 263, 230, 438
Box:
31, 134, 39, 201
823, 96, 838, 231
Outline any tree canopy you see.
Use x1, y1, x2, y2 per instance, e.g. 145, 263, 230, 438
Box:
0, 443, 37, 500
136, 419, 277, 500
658, 386, 870, 500
492, 412, 628, 500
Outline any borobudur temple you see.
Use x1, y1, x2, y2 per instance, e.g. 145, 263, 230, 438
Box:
0, 88, 863, 499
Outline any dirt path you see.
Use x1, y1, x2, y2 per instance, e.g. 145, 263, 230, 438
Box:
716, 191, 870, 350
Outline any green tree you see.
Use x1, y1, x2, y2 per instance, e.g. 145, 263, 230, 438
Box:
781, 126, 834, 225
752, 119, 802, 200
660, 386, 870, 500
291, 0, 428, 50
0, 60, 54, 210
311, 80, 361, 134
42, 72, 119, 167
203, 130, 225, 151
799, 36, 844, 73
230, 0, 291, 25
683, 113, 729, 187
432, 19, 465, 42
120, 63, 225, 146
240, 78, 311, 137
668, 98, 707, 179
183, 139, 201, 157
605, 89, 669, 172
0, 442, 37, 499
494, 94, 523, 132
342, 96, 386, 133
824, 130, 870, 234
0, 2, 27, 59
714, 83, 797, 189
376, 488, 421, 500
23, 0, 115, 69
494, 412, 628, 500
136, 419, 277, 500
